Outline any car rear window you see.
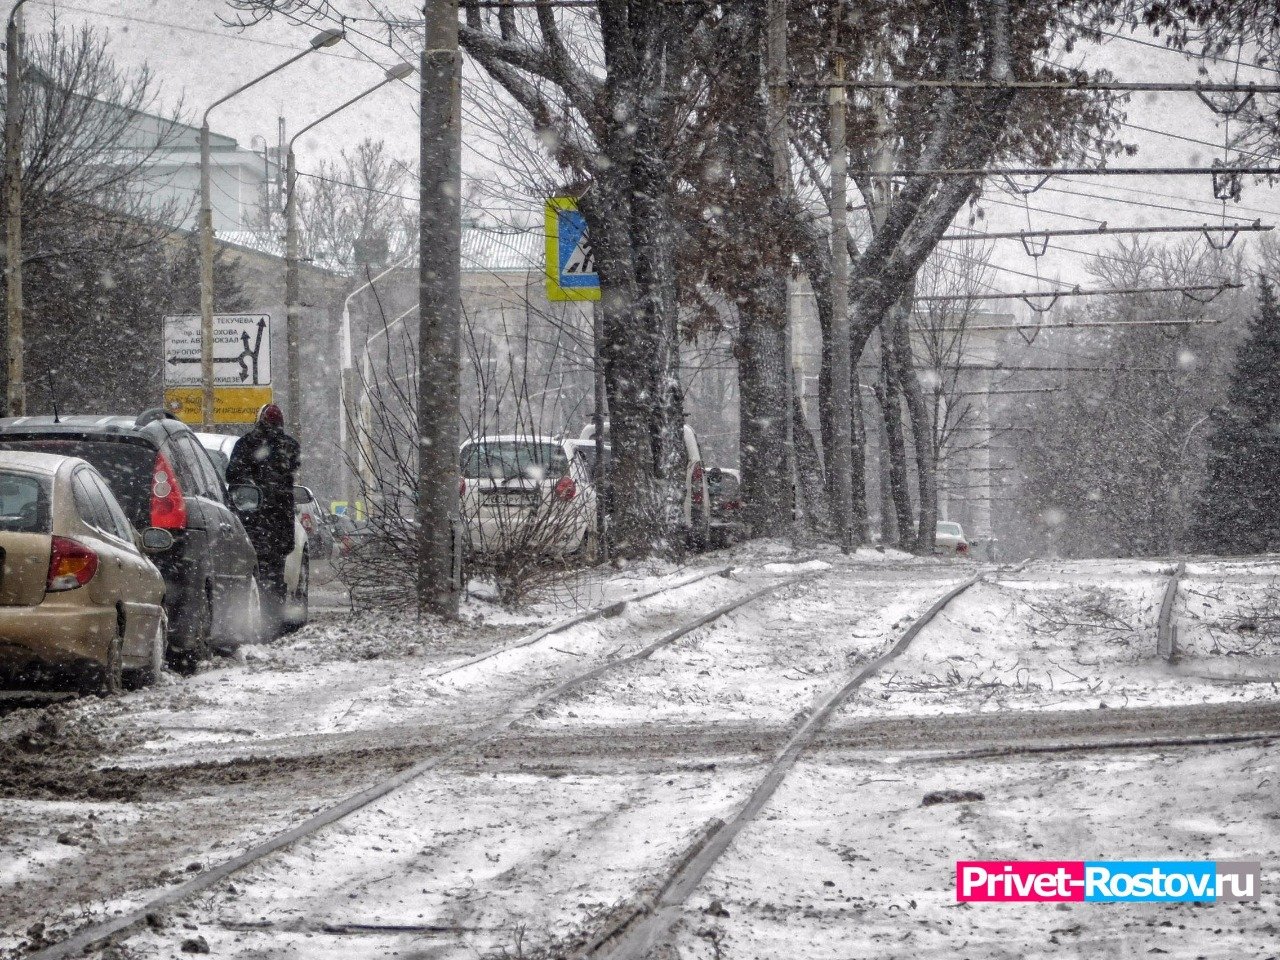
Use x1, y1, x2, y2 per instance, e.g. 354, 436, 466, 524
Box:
0, 439, 154, 527
938, 522, 963, 537
0, 471, 49, 533
460, 441, 569, 481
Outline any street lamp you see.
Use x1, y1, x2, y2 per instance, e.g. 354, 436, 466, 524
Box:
197, 26, 342, 430
338, 252, 414, 513
4, 0, 31, 416
284, 61, 415, 440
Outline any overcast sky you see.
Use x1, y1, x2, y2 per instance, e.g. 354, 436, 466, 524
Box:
26, 0, 1280, 297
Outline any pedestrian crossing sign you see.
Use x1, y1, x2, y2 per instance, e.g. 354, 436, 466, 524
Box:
545, 197, 600, 302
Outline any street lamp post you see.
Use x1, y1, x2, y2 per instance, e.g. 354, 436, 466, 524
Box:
198, 27, 342, 430
284, 61, 414, 440
4, 0, 30, 416
339, 253, 414, 515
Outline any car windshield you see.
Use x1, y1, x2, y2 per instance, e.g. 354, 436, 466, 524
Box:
0, 438, 153, 527
0, 471, 50, 533
937, 522, 964, 537
460, 440, 568, 482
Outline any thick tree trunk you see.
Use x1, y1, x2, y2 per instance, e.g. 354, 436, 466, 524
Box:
890, 297, 937, 553
877, 341, 914, 548
793, 398, 831, 535
632, 115, 689, 553
581, 176, 663, 556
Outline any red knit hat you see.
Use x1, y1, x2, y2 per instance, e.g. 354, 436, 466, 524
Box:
258, 403, 285, 428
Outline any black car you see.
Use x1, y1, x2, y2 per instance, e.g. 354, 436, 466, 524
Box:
0, 410, 262, 669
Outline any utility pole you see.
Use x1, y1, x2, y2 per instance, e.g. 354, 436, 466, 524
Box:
4, 0, 29, 417
417, 0, 461, 618
828, 50, 853, 551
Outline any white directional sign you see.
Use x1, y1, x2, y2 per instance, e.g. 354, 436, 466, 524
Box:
163, 314, 272, 387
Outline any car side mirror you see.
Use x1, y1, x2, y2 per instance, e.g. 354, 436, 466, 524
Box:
140, 527, 175, 554
229, 484, 263, 514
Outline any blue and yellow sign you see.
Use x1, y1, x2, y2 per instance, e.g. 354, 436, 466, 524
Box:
545, 197, 600, 302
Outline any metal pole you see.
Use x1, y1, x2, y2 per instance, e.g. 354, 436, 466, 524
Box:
283, 64, 413, 442
199, 120, 215, 429
196, 28, 343, 432
285, 147, 300, 437
4, 0, 28, 417
417, 0, 461, 618
828, 55, 853, 552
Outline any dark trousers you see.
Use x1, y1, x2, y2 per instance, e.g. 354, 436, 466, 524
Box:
257, 552, 288, 634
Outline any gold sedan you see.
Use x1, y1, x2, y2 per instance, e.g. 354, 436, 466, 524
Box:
0, 452, 168, 693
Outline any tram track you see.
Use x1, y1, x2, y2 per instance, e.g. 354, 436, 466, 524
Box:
19, 564, 822, 960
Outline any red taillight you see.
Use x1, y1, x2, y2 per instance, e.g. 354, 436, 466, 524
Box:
47, 537, 99, 591
554, 476, 577, 501
723, 500, 741, 511
692, 463, 705, 505
459, 478, 467, 497
957, 542, 969, 554
301, 513, 314, 534
150, 452, 187, 530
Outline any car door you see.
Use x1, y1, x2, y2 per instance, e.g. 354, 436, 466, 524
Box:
166, 433, 256, 614
79, 469, 164, 664
69, 467, 135, 643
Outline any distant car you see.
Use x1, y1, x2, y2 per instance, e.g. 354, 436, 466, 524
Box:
0, 451, 168, 692
195, 432, 310, 629
331, 514, 371, 558
706, 466, 743, 547
293, 485, 332, 560
0, 412, 263, 670
459, 435, 604, 559
935, 521, 970, 556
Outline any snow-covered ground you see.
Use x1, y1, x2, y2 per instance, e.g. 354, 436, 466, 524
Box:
4, 551, 1280, 959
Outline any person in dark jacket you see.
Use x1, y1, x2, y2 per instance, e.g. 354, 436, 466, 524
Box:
227, 404, 300, 628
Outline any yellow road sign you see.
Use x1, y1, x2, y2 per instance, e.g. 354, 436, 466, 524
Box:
164, 387, 273, 425
545, 197, 600, 302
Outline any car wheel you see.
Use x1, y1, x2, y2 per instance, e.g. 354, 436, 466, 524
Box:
170, 587, 212, 675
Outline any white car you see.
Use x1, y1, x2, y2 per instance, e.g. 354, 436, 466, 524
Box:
459, 435, 605, 559
579, 421, 711, 548
195, 432, 310, 628
935, 520, 970, 557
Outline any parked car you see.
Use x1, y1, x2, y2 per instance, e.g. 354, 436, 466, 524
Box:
0, 451, 169, 692
0, 411, 263, 670
935, 520, 970, 556
459, 434, 604, 558
331, 514, 372, 558
293, 485, 332, 560
579, 421, 710, 548
706, 466, 743, 547
195, 432, 310, 629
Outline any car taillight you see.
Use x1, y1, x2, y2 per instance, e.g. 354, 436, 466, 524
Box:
692, 463, 705, 504
957, 542, 969, 554
554, 476, 577, 501
47, 537, 99, 591
459, 478, 467, 497
301, 513, 314, 533
150, 452, 187, 530
723, 500, 740, 511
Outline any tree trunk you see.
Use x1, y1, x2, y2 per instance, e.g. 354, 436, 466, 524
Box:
876, 352, 914, 548
890, 296, 937, 553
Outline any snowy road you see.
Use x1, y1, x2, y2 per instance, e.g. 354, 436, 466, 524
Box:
2, 549, 1279, 959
